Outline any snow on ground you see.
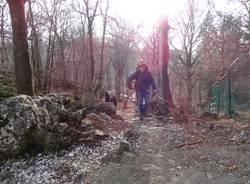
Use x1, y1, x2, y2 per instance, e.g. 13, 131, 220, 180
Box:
0, 133, 123, 184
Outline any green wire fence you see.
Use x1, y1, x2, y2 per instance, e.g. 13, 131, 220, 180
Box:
208, 54, 250, 119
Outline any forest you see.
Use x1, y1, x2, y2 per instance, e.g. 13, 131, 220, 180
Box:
0, 0, 250, 183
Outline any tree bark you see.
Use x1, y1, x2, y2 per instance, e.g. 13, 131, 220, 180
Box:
28, 0, 42, 93
95, 0, 109, 94
43, 23, 53, 92
159, 17, 174, 111
7, 0, 33, 96
186, 69, 193, 110
83, 0, 99, 84
88, 21, 95, 82
0, 3, 7, 63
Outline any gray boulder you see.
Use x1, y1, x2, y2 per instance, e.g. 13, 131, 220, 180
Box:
0, 94, 115, 159
149, 95, 169, 115
0, 94, 88, 158
0, 95, 50, 158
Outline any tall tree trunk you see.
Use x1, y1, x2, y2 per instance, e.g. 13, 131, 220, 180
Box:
153, 27, 161, 87
105, 65, 112, 90
0, 5, 5, 63
43, 24, 52, 92
88, 22, 95, 83
43, 23, 56, 93
186, 70, 193, 110
115, 71, 121, 100
159, 17, 174, 111
28, 0, 42, 93
0, 3, 8, 64
7, 0, 33, 96
48, 39, 55, 93
59, 40, 66, 87
83, 0, 99, 85
95, 1, 108, 94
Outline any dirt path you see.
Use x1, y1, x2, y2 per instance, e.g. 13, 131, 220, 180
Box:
92, 106, 250, 184
1, 103, 249, 184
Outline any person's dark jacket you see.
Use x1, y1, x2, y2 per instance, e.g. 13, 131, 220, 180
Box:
127, 69, 156, 92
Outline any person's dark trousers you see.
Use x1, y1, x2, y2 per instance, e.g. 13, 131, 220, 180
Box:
137, 89, 150, 116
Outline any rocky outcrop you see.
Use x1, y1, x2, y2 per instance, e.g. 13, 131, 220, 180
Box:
149, 95, 169, 115
0, 94, 117, 159
0, 95, 50, 158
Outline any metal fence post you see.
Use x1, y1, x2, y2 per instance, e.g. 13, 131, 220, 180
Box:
227, 72, 232, 118
217, 92, 221, 117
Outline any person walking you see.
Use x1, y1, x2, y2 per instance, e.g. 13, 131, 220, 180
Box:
127, 61, 156, 120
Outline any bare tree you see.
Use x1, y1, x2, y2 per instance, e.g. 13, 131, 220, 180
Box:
95, 0, 110, 94
238, 0, 250, 34
159, 18, 174, 110
202, 13, 242, 72
27, 0, 42, 93
83, 0, 99, 83
170, 0, 209, 109
7, 0, 33, 95
73, 0, 99, 95
237, 0, 250, 52
53, 4, 73, 88
141, 25, 160, 87
109, 20, 138, 99
0, 0, 9, 63
38, 0, 70, 92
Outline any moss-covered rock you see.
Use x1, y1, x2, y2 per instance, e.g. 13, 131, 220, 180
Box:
0, 83, 14, 99
0, 93, 117, 160
0, 95, 51, 159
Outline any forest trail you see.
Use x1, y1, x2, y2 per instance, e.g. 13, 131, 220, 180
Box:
91, 104, 250, 184
0, 102, 250, 184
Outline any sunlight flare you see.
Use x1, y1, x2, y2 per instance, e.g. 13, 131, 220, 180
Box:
113, 0, 182, 24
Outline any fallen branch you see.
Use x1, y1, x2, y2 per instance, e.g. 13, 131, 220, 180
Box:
175, 140, 203, 148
